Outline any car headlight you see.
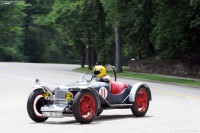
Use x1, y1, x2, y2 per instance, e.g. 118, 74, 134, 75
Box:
65, 92, 73, 101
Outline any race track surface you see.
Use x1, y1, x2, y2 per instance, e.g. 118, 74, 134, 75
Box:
0, 62, 200, 133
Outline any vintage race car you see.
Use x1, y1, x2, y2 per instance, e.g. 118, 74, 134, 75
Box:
27, 65, 152, 124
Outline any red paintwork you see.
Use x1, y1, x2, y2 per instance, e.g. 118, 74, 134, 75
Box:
135, 89, 148, 113
79, 94, 96, 120
110, 81, 128, 95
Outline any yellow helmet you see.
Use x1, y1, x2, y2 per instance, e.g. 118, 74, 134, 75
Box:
93, 65, 106, 78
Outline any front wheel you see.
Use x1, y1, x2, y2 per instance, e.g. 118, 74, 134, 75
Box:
72, 90, 98, 124
131, 87, 149, 117
27, 89, 48, 122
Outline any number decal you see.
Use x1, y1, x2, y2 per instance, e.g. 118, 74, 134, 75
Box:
99, 87, 108, 98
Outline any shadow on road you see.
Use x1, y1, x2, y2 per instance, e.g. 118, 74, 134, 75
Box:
32, 114, 153, 125
44, 120, 78, 125
95, 114, 134, 122
95, 114, 153, 122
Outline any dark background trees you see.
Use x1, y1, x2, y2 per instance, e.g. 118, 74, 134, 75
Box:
0, 2, 26, 61
0, 0, 200, 70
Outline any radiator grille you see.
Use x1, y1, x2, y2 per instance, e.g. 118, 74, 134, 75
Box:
54, 88, 67, 104
55, 89, 66, 99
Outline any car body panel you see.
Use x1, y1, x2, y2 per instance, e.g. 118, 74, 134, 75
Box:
39, 82, 150, 113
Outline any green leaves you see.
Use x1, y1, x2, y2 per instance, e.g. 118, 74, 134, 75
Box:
151, 0, 200, 62
1, 0, 200, 65
0, 2, 27, 61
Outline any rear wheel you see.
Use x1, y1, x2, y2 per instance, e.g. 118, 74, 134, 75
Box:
131, 87, 149, 117
27, 89, 48, 122
72, 90, 98, 124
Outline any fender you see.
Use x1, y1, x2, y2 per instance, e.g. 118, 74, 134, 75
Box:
33, 85, 53, 98
129, 83, 152, 102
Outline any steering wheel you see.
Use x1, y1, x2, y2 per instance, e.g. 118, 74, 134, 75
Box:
82, 73, 93, 82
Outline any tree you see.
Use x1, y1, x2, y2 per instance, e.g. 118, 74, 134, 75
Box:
41, 0, 108, 69
24, 0, 56, 62
122, 0, 155, 60
45, 0, 88, 67
100, 0, 123, 72
0, 2, 27, 61
188, 0, 200, 63
151, 0, 200, 63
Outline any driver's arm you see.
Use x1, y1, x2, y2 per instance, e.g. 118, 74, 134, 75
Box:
100, 75, 111, 83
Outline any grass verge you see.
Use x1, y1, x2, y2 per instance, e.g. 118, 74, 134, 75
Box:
74, 67, 200, 87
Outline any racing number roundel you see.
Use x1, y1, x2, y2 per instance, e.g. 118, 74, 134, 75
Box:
99, 87, 108, 98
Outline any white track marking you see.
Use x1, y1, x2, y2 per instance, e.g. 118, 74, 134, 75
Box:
0, 72, 55, 87
0, 102, 26, 107
0, 72, 56, 107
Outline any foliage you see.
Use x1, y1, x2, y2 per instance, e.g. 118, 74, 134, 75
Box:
41, 0, 111, 68
0, 2, 27, 61
0, 0, 200, 68
151, 0, 200, 63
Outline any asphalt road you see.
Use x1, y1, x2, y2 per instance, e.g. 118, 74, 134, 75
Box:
0, 62, 200, 133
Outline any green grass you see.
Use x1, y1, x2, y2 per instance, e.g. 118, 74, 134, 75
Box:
74, 67, 200, 87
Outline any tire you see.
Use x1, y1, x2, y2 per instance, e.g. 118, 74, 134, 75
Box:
131, 87, 149, 117
27, 89, 48, 122
97, 109, 103, 116
72, 90, 98, 124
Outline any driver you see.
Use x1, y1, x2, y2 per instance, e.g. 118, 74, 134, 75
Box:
93, 65, 111, 84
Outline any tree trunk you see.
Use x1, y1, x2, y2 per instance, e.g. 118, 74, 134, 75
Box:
115, 26, 123, 72
91, 46, 97, 66
97, 1, 106, 65
87, 32, 92, 70
80, 42, 85, 68
24, 10, 30, 60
